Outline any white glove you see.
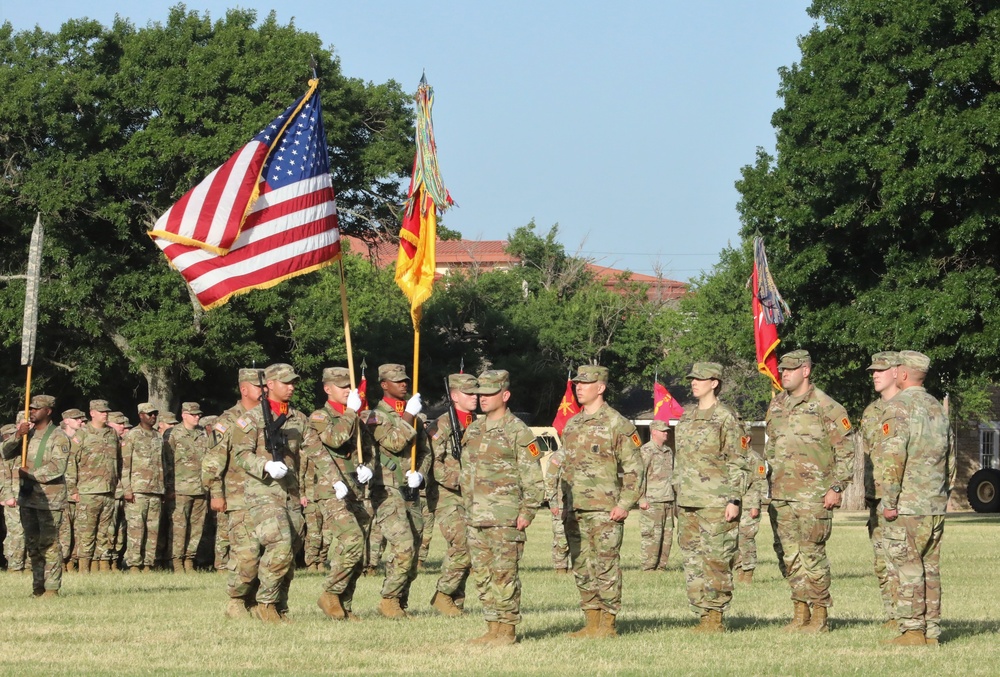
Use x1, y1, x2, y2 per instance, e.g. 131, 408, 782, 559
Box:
406, 470, 423, 489
404, 393, 423, 416
264, 460, 288, 480
356, 465, 373, 484
346, 389, 363, 412
333, 481, 349, 500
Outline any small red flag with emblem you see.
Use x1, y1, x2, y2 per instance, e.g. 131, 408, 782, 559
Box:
552, 379, 580, 436
653, 381, 684, 421
357, 376, 368, 412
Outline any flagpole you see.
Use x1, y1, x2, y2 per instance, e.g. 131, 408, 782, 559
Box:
21, 366, 32, 467
410, 312, 420, 473
20, 213, 44, 468
336, 258, 365, 465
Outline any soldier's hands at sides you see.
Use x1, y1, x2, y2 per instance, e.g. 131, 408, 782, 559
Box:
333, 481, 349, 500
516, 516, 531, 531
210, 497, 226, 513
264, 460, 288, 480
405, 470, 423, 488
124, 492, 135, 503
883, 507, 898, 522
71, 493, 79, 502
346, 389, 363, 412
2, 498, 15, 508
550, 507, 560, 518
610, 506, 629, 522
356, 465, 373, 484
724, 503, 741, 522
822, 488, 842, 510
404, 394, 423, 416
639, 501, 649, 511
750, 508, 760, 519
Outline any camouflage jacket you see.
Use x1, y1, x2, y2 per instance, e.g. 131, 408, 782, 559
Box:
201, 402, 250, 512
307, 402, 364, 501
557, 403, 644, 513
368, 400, 418, 490
121, 427, 166, 496
67, 423, 120, 495
674, 402, 749, 508
639, 441, 675, 503
0, 455, 16, 504
860, 397, 891, 500
874, 386, 953, 515
743, 441, 767, 511
765, 385, 855, 503
427, 409, 473, 496
165, 425, 207, 496
460, 408, 544, 527
1, 423, 71, 510
231, 403, 315, 508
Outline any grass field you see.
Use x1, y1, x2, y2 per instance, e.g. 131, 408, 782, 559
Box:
0, 511, 997, 676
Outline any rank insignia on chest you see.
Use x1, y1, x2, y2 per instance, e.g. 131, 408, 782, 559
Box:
840, 417, 852, 431
740, 436, 750, 450
527, 441, 540, 458
630, 432, 642, 448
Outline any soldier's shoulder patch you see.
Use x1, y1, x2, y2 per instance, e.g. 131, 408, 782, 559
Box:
235, 417, 253, 432
882, 420, 894, 437
527, 440, 541, 458
740, 435, 750, 450
756, 463, 767, 477
72, 435, 80, 445
214, 422, 228, 435
310, 411, 326, 421
840, 417, 852, 431
630, 432, 642, 448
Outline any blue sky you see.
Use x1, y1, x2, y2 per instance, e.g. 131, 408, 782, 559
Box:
2, 1, 817, 280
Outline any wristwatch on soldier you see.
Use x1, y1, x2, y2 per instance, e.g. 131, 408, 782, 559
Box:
830, 485, 843, 494
728, 499, 741, 507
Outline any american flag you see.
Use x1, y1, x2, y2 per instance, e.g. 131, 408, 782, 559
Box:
150, 80, 341, 309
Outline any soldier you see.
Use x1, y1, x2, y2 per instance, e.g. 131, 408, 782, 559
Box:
199, 414, 228, 572
122, 403, 166, 572
1, 395, 72, 597
231, 363, 314, 622
462, 370, 544, 646
1, 423, 26, 574
674, 362, 749, 632
554, 365, 644, 639
638, 420, 675, 572
59, 409, 87, 572
158, 412, 178, 436
106, 412, 129, 569
766, 349, 855, 633
67, 399, 120, 574
734, 438, 767, 584
369, 363, 424, 619
876, 350, 953, 646
860, 352, 901, 628
166, 402, 209, 573
308, 367, 371, 620
426, 373, 477, 616
301, 443, 327, 572
541, 450, 571, 573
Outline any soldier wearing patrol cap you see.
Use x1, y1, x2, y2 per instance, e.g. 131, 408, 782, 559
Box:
462, 370, 544, 646
1, 422, 27, 573
122, 403, 166, 572
553, 365, 644, 639
166, 402, 209, 573
766, 349, 855, 633
860, 352, 902, 628
637, 419, 675, 572
735, 429, 768, 585
1, 395, 72, 596
105, 411, 129, 568
875, 350, 953, 646
59, 409, 87, 572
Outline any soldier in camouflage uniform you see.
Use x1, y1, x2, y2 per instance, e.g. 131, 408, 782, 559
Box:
59, 409, 87, 572
462, 370, 544, 646
735, 434, 767, 584
231, 363, 314, 622
106, 412, 129, 568
674, 363, 749, 632
1, 423, 26, 573
67, 400, 120, 573
308, 367, 371, 620
766, 350, 855, 633
301, 451, 325, 572
2, 395, 72, 596
541, 450, 570, 573
875, 351, 954, 647
860, 352, 901, 627
425, 373, 477, 616
638, 420, 675, 572
199, 415, 228, 571
122, 403, 166, 571
554, 365, 644, 639
166, 402, 208, 573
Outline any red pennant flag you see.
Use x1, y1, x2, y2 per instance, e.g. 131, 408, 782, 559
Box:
752, 257, 781, 390
357, 376, 369, 412
653, 381, 684, 421
552, 379, 580, 436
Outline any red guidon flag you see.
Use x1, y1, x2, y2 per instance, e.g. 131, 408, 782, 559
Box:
150, 79, 340, 309
552, 379, 580, 436
357, 375, 369, 412
653, 381, 684, 421
750, 237, 789, 390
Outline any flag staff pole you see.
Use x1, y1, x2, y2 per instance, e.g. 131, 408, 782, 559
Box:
20, 213, 44, 467
337, 258, 365, 465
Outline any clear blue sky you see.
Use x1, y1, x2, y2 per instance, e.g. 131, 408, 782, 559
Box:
2, 1, 817, 280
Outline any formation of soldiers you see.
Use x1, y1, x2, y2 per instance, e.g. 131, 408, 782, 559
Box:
0, 349, 953, 648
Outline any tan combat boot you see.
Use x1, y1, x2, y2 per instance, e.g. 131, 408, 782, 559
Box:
172, 558, 184, 573
98, 560, 111, 573
468, 621, 498, 645
377, 597, 408, 619
41, 590, 60, 598
882, 619, 898, 630
594, 610, 618, 638
430, 591, 463, 617
567, 609, 602, 638
184, 558, 195, 573
78, 558, 91, 575
782, 601, 810, 631
225, 597, 251, 618
317, 591, 346, 620
487, 622, 517, 646
736, 569, 753, 584
801, 605, 829, 633
693, 609, 724, 633
886, 629, 926, 646
555, 568, 569, 575
251, 603, 282, 623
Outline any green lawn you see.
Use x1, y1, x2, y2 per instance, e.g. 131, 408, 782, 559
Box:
0, 511, 997, 676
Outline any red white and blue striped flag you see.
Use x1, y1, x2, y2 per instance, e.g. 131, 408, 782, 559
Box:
150, 79, 340, 309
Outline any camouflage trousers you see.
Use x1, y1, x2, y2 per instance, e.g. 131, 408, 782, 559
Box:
172, 494, 208, 562
468, 525, 525, 625
363, 495, 385, 568
319, 497, 366, 611
772, 500, 833, 607
244, 502, 304, 606
734, 507, 761, 571
75, 493, 115, 561
303, 500, 326, 567
677, 506, 738, 614
125, 493, 163, 568
767, 502, 787, 578
551, 505, 570, 569
22, 507, 63, 592
639, 501, 674, 570
214, 509, 229, 570
59, 501, 77, 564
565, 509, 624, 614
4, 505, 25, 570
226, 509, 260, 601
371, 488, 421, 604
418, 487, 437, 563
434, 493, 470, 599
867, 500, 897, 621
884, 514, 944, 639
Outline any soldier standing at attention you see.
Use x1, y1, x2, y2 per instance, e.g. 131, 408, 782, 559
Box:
166, 402, 209, 573
876, 351, 953, 646
638, 419, 675, 572
462, 370, 544, 646
122, 403, 166, 572
106, 412, 129, 569
67, 400, 120, 573
426, 373, 478, 616
1, 395, 72, 597
860, 352, 901, 628
766, 350, 854, 633
1, 423, 27, 574
734, 437, 767, 584
555, 365, 644, 639
59, 409, 87, 573
674, 362, 749, 632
